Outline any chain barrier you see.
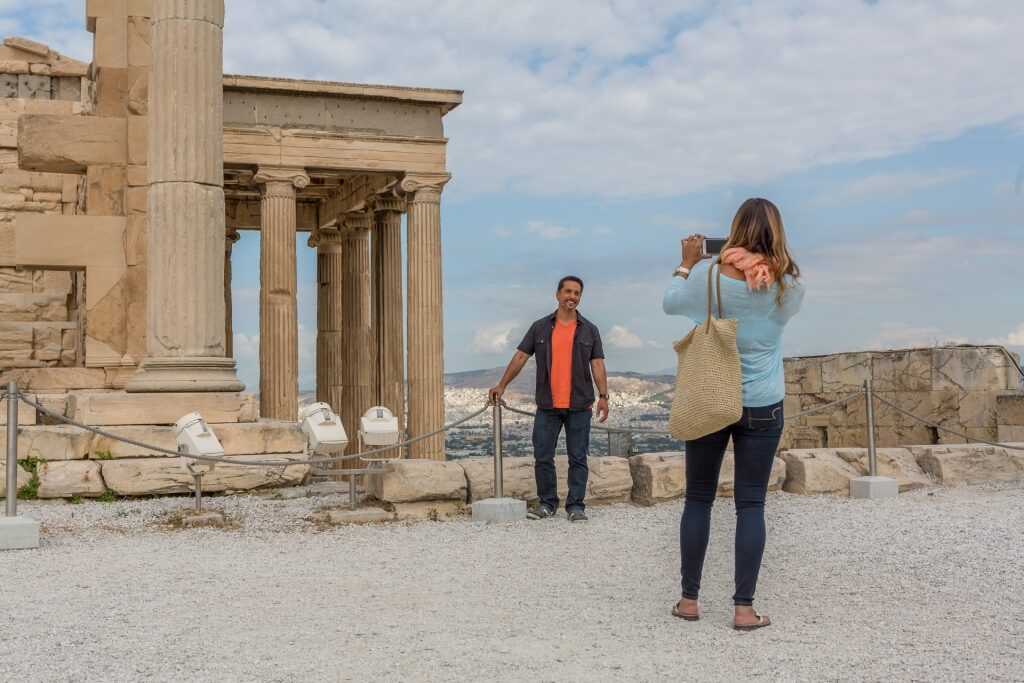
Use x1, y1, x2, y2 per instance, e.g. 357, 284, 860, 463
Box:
16, 392, 492, 467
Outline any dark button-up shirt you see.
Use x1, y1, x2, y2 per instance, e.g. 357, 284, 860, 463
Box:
517, 311, 605, 411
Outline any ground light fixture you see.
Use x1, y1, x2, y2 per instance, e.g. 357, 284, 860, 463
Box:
173, 412, 226, 513
299, 402, 349, 454
359, 406, 400, 450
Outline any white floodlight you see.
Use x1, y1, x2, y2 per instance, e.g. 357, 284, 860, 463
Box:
174, 412, 224, 473
299, 402, 349, 454
359, 406, 400, 447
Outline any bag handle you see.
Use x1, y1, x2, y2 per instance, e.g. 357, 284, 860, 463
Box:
704, 260, 725, 330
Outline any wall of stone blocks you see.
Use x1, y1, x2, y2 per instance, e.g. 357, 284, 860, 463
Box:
0, 38, 91, 370
780, 346, 1024, 450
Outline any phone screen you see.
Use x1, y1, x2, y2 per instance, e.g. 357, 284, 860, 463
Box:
703, 238, 728, 255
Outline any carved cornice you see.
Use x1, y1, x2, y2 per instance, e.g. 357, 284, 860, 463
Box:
399, 173, 450, 201
253, 167, 310, 197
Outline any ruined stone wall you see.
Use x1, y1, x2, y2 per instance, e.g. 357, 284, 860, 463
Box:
0, 37, 89, 371
782, 346, 1023, 449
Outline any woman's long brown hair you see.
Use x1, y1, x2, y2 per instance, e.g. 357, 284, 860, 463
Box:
722, 198, 800, 304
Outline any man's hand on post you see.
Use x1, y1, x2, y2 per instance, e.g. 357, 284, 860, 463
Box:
596, 397, 609, 423
488, 385, 505, 406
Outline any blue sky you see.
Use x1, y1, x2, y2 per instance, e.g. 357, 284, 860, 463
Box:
5, 0, 1022, 390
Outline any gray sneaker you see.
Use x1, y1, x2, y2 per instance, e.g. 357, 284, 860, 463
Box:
526, 505, 556, 520
567, 508, 588, 522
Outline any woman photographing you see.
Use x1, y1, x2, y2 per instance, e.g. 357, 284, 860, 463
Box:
663, 198, 804, 630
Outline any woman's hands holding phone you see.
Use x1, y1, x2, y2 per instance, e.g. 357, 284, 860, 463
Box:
681, 234, 713, 270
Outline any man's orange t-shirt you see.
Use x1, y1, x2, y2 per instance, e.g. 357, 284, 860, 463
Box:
550, 319, 576, 409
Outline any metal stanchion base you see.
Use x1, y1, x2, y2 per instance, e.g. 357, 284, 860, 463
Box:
471, 497, 527, 522
850, 476, 899, 499
0, 516, 40, 550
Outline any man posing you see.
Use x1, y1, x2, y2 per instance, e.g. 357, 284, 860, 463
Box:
488, 276, 609, 522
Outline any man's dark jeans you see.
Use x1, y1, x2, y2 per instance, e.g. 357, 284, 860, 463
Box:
680, 400, 784, 606
532, 407, 592, 512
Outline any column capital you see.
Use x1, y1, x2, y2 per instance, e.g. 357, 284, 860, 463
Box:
254, 167, 310, 197
399, 173, 450, 202
368, 188, 406, 215
339, 210, 373, 232
225, 228, 241, 248
307, 226, 345, 249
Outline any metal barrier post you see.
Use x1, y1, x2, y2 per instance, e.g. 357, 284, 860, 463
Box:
193, 472, 204, 514
849, 378, 897, 499
470, 401, 525, 522
864, 379, 878, 477
493, 402, 503, 498
6, 380, 17, 517
1, 379, 40, 549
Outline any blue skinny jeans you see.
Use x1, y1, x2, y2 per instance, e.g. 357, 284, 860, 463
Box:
680, 400, 783, 606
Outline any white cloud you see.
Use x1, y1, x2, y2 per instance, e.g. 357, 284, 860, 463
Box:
524, 220, 580, 240
867, 322, 966, 350
470, 322, 515, 353
606, 324, 662, 350
15, 2, 1024, 199
816, 169, 973, 205
232, 332, 259, 359
989, 323, 1024, 348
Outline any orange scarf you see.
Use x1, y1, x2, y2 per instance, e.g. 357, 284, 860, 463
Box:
720, 247, 776, 291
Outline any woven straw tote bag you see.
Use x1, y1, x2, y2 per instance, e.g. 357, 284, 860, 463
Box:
668, 263, 743, 441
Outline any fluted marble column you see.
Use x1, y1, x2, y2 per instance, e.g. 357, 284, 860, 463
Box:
371, 192, 406, 437
126, 0, 242, 392
254, 167, 309, 420
340, 211, 374, 464
402, 174, 449, 460
224, 228, 240, 357
310, 227, 344, 413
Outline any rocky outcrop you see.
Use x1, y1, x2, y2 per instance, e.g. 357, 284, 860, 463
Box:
36, 460, 105, 498
101, 455, 309, 496
911, 445, 1024, 486
629, 452, 685, 506
369, 459, 467, 503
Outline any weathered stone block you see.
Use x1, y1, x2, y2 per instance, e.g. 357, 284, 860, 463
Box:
51, 76, 83, 102
779, 449, 862, 495
874, 424, 935, 448
126, 65, 147, 115
0, 74, 18, 97
913, 445, 1024, 485
18, 74, 50, 99
0, 367, 107, 390
37, 459, 105, 497
958, 391, 998, 429
102, 454, 309, 496
998, 426, 1024, 443
0, 398, 36, 426
834, 447, 930, 491
127, 15, 150, 66
629, 452, 685, 506
94, 16, 128, 68
0, 461, 30, 497
784, 357, 823, 394
17, 114, 126, 173
822, 353, 871, 393
996, 392, 1024, 426
86, 165, 126, 216
718, 453, 786, 496
67, 391, 246, 425
458, 455, 536, 502
127, 115, 146, 165
932, 347, 1016, 392
4, 37, 49, 57
586, 456, 633, 504
0, 424, 92, 460
93, 66, 128, 117
370, 459, 467, 503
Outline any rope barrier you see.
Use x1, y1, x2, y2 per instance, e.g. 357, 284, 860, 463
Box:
500, 390, 866, 438
16, 392, 492, 467
871, 393, 1024, 452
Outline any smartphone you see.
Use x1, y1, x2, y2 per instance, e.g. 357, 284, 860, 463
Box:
702, 238, 728, 255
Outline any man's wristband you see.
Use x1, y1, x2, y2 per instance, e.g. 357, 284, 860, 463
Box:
674, 266, 690, 277
598, 393, 609, 400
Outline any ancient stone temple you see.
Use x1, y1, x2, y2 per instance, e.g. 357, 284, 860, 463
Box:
0, 0, 460, 498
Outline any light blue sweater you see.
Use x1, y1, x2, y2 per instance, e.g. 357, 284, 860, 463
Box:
663, 261, 804, 407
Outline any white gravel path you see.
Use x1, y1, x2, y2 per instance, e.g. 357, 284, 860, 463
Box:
1, 485, 1022, 682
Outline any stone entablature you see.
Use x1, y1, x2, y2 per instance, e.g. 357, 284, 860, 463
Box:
781, 345, 1023, 450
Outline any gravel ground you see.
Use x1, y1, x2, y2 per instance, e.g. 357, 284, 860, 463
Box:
1, 485, 1022, 682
